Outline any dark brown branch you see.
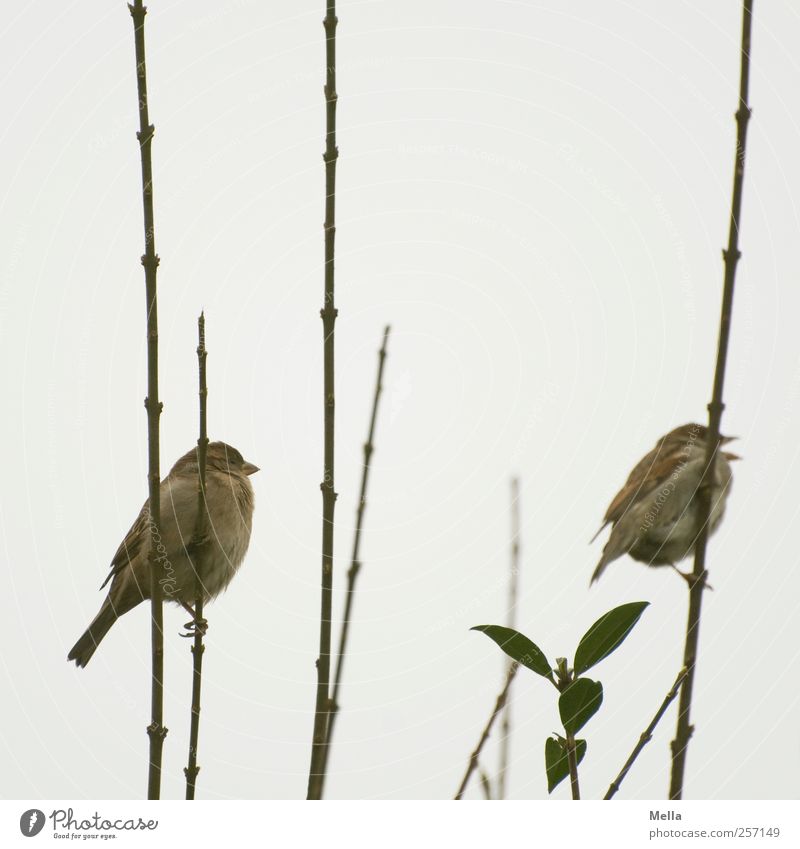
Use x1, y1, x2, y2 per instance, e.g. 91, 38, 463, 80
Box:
454, 662, 518, 800
307, 0, 339, 800
318, 325, 391, 796
129, 0, 166, 800
605, 668, 687, 800
669, 0, 753, 800
184, 313, 209, 800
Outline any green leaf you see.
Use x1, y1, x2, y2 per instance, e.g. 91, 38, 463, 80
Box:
573, 601, 649, 675
471, 625, 552, 679
559, 678, 603, 734
544, 735, 587, 794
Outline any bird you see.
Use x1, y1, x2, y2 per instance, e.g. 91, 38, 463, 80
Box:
68, 441, 259, 667
590, 423, 738, 585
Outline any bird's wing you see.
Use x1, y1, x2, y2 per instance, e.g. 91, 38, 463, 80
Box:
100, 499, 149, 589
601, 451, 683, 527
591, 442, 661, 539
591, 453, 683, 580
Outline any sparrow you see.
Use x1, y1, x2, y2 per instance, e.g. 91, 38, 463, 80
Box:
590, 423, 737, 585
68, 441, 259, 667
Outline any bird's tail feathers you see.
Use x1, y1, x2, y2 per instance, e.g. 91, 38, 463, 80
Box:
589, 523, 608, 545
67, 600, 118, 668
589, 556, 609, 586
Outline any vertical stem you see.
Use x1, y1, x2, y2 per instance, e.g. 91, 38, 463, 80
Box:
668, 0, 753, 800
128, 0, 166, 800
185, 313, 209, 800
498, 477, 520, 800
307, 0, 339, 801
319, 325, 391, 796
565, 735, 581, 800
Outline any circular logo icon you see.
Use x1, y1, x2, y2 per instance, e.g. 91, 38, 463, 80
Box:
19, 809, 46, 837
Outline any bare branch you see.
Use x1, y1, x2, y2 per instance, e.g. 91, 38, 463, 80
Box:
606, 668, 687, 800
669, 0, 753, 800
307, 0, 340, 800
454, 663, 518, 800
184, 313, 210, 800
319, 326, 391, 795
128, 0, 166, 799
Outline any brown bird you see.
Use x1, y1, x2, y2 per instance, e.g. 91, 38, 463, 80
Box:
591, 423, 737, 585
68, 442, 259, 667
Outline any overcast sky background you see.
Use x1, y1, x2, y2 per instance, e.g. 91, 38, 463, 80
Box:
2, 0, 799, 801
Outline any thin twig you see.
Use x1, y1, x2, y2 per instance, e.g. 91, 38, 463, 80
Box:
184, 313, 209, 800
497, 477, 520, 800
566, 735, 581, 800
605, 668, 688, 800
454, 662, 518, 799
128, 0, 166, 800
479, 770, 492, 800
307, 0, 339, 800
319, 325, 391, 796
669, 0, 753, 800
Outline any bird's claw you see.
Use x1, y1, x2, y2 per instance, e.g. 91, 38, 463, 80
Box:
671, 565, 714, 592
180, 617, 208, 638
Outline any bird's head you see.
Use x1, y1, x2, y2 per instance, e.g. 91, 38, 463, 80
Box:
206, 441, 260, 476
171, 442, 260, 477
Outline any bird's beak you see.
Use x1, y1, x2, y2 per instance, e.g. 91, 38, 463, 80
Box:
721, 434, 738, 444
242, 461, 260, 476
723, 451, 741, 461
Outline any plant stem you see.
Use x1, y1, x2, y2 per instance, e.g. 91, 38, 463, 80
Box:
185, 313, 209, 800
668, 0, 753, 801
605, 668, 687, 800
319, 325, 391, 796
497, 477, 520, 800
129, 0, 166, 800
454, 662, 518, 800
565, 734, 581, 800
307, 0, 339, 801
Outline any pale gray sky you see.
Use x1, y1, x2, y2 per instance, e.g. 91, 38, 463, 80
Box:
2, 0, 799, 800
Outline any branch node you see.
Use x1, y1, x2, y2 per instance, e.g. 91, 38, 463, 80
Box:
146, 722, 168, 741
136, 124, 156, 144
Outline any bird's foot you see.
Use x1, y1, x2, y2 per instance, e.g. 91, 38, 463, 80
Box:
181, 616, 208, 639
179, 601, 208, 638
670, 565, 714, 591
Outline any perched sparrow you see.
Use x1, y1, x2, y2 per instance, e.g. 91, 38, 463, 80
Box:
590, 423, 737, 584
68, 442, 259, 667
